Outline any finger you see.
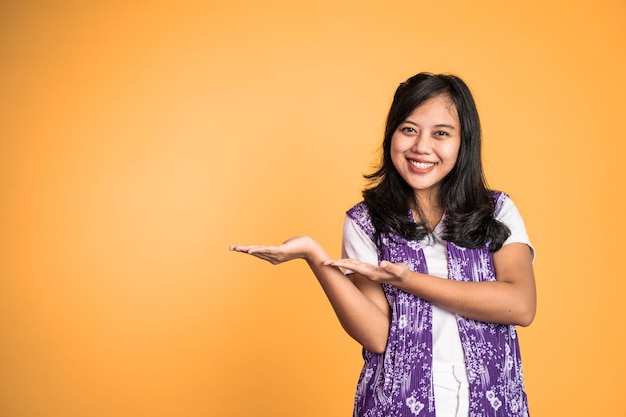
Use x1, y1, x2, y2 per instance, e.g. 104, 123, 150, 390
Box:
330, 260, 383, 277
238, 250, 281, 263
250, 254, 279, 264
230, 244, 263, 252
378, 260, 393, 270
231, 245, 276, 254
247, 246, 282, 256
347, 259, 365, 264
325, 258, 361, 267
379, 261, 407, 278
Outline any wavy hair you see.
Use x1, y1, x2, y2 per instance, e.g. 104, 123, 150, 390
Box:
363, 72, 510, 251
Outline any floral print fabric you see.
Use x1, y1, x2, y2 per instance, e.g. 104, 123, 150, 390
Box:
346, 192, 529, 417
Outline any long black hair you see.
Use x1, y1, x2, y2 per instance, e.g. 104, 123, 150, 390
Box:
363, 72, 510, 251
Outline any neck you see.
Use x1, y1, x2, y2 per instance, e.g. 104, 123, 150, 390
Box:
414, 190, 441, 212
412, 192, 444, 231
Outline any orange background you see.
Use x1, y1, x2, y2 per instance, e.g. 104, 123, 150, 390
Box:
1, 1, 625, 416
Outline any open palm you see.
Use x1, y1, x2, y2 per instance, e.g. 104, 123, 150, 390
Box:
229, 236, 316, 265
324, 258, 410, 283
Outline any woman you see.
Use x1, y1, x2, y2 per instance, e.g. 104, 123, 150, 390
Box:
230, 72, 536, 417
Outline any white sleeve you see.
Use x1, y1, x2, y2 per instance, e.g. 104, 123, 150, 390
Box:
497, 197, 535, 260
341, 216, 379, 273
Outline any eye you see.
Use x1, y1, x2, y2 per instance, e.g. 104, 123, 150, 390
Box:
401, 126, 417, 134
434, 130, 450, 137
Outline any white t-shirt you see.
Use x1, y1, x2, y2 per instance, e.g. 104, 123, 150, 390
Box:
341, 197, 533, 375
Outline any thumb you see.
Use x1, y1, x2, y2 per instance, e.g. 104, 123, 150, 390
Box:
379, 261, 408, 277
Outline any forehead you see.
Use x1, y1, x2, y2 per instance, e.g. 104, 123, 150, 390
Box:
407, 94, 459, 123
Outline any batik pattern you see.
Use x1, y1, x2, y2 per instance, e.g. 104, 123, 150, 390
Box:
346, 192, 529, 417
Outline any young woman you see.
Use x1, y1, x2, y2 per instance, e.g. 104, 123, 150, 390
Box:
230, 72, 536, 417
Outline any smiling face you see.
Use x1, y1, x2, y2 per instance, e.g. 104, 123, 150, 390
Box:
390, 94, 461, 204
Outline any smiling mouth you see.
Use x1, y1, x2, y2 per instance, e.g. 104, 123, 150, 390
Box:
409, 160, 435, 169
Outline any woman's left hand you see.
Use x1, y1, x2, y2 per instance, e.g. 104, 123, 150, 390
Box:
323, 258, 410, 284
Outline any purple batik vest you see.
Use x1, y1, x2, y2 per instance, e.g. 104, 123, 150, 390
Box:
346, 192, 529, 417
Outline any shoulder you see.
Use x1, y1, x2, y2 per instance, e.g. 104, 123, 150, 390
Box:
346, 201, 375, 242
347, 201, 369, 218
490, 190, 526, 232
490, 191, 523, 223
491, 190, 510, 216
491, 192, 535, 259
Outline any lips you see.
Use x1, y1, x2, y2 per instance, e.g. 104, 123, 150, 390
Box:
408, 159, 435, 169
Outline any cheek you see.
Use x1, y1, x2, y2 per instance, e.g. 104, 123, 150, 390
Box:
389, 137, 406, 165
390, 134, 409, 155
444, 142, 461, 163
389, 143, 406, 174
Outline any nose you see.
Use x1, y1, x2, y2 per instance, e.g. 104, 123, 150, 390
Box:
411, 132, 432, 154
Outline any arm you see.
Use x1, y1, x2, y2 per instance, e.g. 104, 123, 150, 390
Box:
399, 242, 536, 326
326, 242, 536, 326
230, 236, 391, 353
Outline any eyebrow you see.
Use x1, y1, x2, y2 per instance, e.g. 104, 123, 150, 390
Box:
403, 121, 457, 130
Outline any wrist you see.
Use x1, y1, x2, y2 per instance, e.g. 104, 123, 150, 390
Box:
302, 238, 329, 265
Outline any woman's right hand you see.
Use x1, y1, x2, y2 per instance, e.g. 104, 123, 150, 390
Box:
229, 235, 318, 265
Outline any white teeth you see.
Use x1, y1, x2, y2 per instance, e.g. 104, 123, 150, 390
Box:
409, 160, 435, 169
